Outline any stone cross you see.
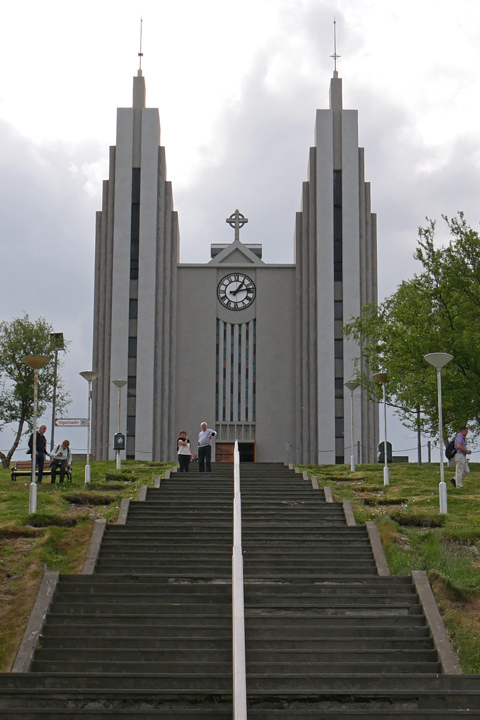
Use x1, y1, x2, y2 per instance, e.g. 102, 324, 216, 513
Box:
226, 209, 248, 242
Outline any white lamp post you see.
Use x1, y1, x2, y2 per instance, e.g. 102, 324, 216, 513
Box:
424, 352, 453, 514
22, 355, 50, 514
373, 372, 389, 486
79, 371, 99, 484
112, 379, 127, 470
344, 380, 360, 471
49, 332, 64, 451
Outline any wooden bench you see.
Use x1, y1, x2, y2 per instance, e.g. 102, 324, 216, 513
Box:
11, 460, 72, 483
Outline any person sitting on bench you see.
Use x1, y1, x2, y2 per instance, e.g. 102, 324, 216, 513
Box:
50, 439, 72, 484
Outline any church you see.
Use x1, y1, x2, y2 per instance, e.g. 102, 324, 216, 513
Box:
91, 64, 378, 465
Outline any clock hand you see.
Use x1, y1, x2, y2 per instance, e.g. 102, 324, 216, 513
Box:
232, 281, 246, 296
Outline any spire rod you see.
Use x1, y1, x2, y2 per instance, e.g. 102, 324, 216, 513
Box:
330, 18, 340, 78
138, 17, 144, 73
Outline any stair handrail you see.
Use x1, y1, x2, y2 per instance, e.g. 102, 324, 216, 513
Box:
232, 440, 247, 719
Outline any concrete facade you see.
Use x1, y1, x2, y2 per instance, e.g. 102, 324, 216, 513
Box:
91, 69, 378, 465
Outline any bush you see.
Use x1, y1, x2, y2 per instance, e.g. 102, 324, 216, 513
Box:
390, 511, 445, 528
104, 473, 139, 483
63, 493, 117, 506
24, 512, 89, 527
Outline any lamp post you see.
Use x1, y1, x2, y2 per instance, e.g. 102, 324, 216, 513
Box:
424, 353, 453, 514
22, 355, 50, 514
49, 332, 64, 451
373, 372, 389, 486
79, 371, 99, 484
344, 380, 360, 471
112, 379, 127, 470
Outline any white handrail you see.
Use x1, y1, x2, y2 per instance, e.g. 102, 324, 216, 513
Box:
232, 440, 247, 719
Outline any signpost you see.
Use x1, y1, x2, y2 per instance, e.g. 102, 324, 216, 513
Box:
55, 418, 89, 427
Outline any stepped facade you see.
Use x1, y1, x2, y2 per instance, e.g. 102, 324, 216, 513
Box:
91, 67, 378, 466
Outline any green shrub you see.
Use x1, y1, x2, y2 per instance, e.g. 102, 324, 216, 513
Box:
24, 512, 89, 528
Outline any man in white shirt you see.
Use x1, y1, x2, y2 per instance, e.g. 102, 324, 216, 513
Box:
50, 439, 72, 484
451, 427, 471, 489
197, 422, 216, 473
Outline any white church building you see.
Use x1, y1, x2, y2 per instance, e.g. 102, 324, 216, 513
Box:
91, 66, 378, 465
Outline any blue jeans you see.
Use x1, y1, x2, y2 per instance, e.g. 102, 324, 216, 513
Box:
36, 453, 46, 483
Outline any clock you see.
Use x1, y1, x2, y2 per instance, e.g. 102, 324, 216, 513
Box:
217, 273, 256, 310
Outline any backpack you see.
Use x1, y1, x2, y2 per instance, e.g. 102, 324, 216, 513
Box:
445, 439, 457, 461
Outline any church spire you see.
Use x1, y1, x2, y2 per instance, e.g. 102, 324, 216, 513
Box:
330, 18, 341, 79
329, 18, 342, 111
133, 17, 145, 108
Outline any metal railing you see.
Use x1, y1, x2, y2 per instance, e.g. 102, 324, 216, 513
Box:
232, 440, 247, 719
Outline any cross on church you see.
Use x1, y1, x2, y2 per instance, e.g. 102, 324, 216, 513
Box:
226, 209, 248, 242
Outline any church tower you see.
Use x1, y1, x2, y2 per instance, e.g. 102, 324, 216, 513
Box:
92, 69, 179, 461
295, 69, 378, 465
91, 65, 378, 465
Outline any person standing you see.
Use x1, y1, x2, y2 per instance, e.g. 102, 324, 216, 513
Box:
451, 426, 471, 488
177, 430, 192, 472
197, 422, 216, 473
27, 424, 49, 484
50, 439, 72, 484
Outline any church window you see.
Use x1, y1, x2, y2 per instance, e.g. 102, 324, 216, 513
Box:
127, 415, 136, 437
130, 169, 141, 280
129, 299, 138, 319
333, 170, 342, 282
127, 376, 136, 397
335, 378, 343, 398
335, 417, 344, 437
128, 337, 137, 358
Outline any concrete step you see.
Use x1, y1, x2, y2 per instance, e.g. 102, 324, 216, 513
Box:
30, 661, 232, 674
245, 649, 439, 663
0, 673, 233, 690
47, 602, 232, 615
39, 637, 232, 650
42, 624, 230, 638
245, 661, 442, 674
0, 711, 233, 719
33, 648, 232, 663
44, 615, 232, 628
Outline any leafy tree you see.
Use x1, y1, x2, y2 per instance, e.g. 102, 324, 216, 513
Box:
0, 315, 70, 467
344, 213, 480, 444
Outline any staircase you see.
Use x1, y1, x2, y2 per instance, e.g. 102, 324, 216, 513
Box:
0, 472, 235, 718
1, 462, 480, 718
240, 464, 480, 717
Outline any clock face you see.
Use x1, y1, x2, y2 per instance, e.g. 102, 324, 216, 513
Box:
217, 273, 256, 310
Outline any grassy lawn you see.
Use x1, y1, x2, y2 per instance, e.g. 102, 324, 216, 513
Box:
301, 461, 480, 674
0, 459, 172, 672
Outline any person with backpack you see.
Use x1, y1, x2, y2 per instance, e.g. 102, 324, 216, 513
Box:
450, 427, 471, 488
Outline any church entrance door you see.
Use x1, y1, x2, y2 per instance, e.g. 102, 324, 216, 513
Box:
215, 442, 256, 463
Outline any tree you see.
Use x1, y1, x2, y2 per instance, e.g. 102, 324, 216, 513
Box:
0, 315, 70, 467
344, 213, 480, 444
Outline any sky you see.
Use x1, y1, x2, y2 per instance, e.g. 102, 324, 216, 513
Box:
1, 0, 480, 462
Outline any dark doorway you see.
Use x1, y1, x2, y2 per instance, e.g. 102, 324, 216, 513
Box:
239, 443, 255, 462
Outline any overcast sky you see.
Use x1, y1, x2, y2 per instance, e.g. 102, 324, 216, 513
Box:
1, 0, 479, 461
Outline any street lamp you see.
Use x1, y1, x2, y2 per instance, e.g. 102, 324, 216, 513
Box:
49, 332, 64, 451
112, 379, 127, 469
22, 355, 50, 514
373, 372, 389, 486
79, 371, 99, 484
424, 352, 453, 514
344, 380, 360, 471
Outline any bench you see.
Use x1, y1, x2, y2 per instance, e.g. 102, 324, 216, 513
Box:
11, 460, 72, 483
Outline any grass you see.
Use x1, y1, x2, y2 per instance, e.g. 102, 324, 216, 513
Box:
0, 458, 173, 672
301, 460, 480, 673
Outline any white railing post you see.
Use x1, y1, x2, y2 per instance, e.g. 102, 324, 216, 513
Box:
232, 440, 247, 719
